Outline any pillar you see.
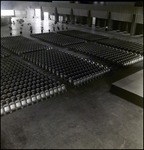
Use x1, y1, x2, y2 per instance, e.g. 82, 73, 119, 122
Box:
40, 7, 44, 20
104, 19, 107, 27
81, 16, 83, 24
87, 10, 92, 27
14, 10, 16, 17
107, 12, 112, 30
8, 17, 12, 24
55, 7, 58, 23
125, 22, 129, 32
130, 14, 136, 35
57, 14, 59, 22
118, 21, 121, 30
75, 16, 77, 23
63, 15, 66, 21
48, 14, 50, 20
95, 17, 97, 26
70, 9, 74, 24
97, 18, 100, 27
34, 9, 35, 17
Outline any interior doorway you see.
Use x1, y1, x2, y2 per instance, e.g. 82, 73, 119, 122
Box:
44, 12, 49, 20
92, 17, 96, 25
135, 23, 143, 35
35, 9, 41, 18
59, 16, 63, 22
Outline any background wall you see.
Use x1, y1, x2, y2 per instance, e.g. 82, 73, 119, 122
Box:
1, 1, 143, 35
1, 17, 9, 26
15, 10, 27, 17
1, 1, 143, 15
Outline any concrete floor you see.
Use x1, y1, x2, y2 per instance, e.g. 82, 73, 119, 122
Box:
1, 18, 143, 149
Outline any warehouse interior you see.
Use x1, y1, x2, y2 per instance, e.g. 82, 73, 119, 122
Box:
1, 1, 143, 149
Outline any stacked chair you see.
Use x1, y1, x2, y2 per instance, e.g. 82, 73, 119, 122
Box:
22, 49, 110, 86
97, 38, 143, 55
57, 30, 108, 42
1, 36, 48, 55
1, 48, 11, 58
31, 32, 85, 46
69, 42, 143, 66
1, 57, 66, 116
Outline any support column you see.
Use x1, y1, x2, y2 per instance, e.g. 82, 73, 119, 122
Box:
57, 14, 59, 22
34, 8, 35, 17
87, 10, 92, 27
14, 10, 16, 17
48, 14, 50, 20
40, 7, 44, 20
125, 22, 129, 32
8, 17, 12, 24
130, 14, 136, 35
95, 17, 97, 26
55, 7, 58, 23
75, 16, 77, 23
81, 16, 83, 24
118, 21, 121, 30
73, 16, 75, 24
97, 18, 100, 27
63, 15, 66, 21
107, 12, 112, 30
104, 19, 107, 27
70, 9, 74, 24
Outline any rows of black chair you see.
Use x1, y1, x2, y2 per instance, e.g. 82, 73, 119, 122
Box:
57, 30, 108, 42
1, 36, 49, 55
22, 49, 110, 86
31, 32, 85, 46
97, 38, 143, 55
1, 48, 11, 58
69, 42, 143, 66
1, 57, 66, 116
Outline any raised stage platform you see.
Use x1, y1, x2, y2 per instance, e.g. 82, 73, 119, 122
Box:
111, 69, 143, 107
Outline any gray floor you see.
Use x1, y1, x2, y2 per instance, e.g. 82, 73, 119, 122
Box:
1, 18, 143, 149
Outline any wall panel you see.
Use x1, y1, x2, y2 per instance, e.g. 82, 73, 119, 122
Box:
57, 8, 71, 14
91, 10, 108, 19
15, 10, 26, 17
109, 5, 134, 13
1, 17, 9, 26
73, 9, 88, 16
111, 12, 133, 22
1, 1, 14, 10
13, 1, 33, 10
42, 6, 55, 15
135, 15, 143, 24
135, 7, 143, 15
26, 9, 34, 18
1, 1, 138, 14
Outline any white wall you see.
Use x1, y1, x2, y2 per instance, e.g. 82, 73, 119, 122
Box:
1, 17, 9, 26
106, 2, 135, 6
42, 6, 55, 15
1, 1, 14, 10
15, 10, 27, 17
111, 12, 133, 22
52, 1, 70, 3
26, 8, 35, 19
1, 1, 53, 10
